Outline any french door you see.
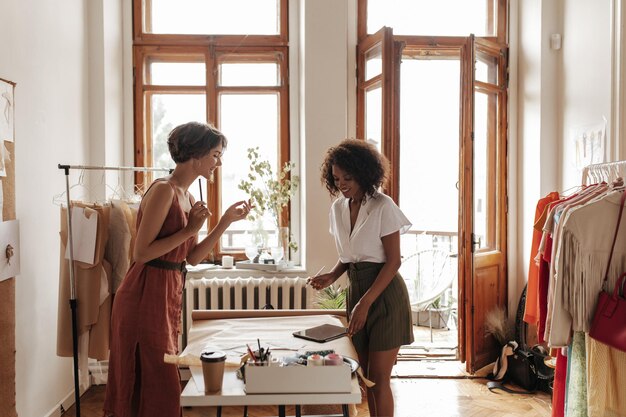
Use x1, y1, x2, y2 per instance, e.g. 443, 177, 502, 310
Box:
358, 30, 508, 373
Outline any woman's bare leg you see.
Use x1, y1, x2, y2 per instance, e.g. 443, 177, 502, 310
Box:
367, 347, 400, 417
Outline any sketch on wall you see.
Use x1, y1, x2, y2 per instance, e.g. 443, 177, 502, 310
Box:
573, 119, 606, 170
0, 79, 14, 143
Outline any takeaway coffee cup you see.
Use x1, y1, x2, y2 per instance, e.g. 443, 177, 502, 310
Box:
200, 351, 226, 393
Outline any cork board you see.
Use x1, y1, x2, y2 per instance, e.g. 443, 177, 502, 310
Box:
0, 77, 17, 417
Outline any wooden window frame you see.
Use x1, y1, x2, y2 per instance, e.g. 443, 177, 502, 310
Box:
132, 0, 290, 259
357, 0, 508, 43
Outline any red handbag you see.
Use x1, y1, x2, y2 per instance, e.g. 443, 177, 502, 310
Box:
589, 190, 626, 352
589, 272, 626, 351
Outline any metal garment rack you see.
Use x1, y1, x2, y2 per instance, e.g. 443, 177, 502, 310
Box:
57, 164, 172, 416
582, 160, 626, 185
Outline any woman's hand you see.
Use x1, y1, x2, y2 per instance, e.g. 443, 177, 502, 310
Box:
347, 299, 371, 336
186, 201, 211, 234
222, 199, 253, 224
307, 272, 335, 290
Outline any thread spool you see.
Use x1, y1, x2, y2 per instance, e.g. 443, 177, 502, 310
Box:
324, 353, 343, 366
307, 354, 324, 366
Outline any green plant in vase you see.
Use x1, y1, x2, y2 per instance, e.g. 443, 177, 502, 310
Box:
238, 147, 300, 261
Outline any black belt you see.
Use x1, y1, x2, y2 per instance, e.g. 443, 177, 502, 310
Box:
347, 262, 384, 271
145, 258, 187, 273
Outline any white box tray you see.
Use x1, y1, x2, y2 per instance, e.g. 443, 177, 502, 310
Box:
235, 260, 284, 272
245, 364, 352, 394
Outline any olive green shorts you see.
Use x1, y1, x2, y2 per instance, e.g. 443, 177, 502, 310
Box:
346, 262, 414, 352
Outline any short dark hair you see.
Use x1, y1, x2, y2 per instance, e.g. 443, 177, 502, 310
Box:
167, 121, 227, 163
320, 139, 390, 198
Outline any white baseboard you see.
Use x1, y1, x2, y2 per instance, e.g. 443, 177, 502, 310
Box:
44, 361, 185, 416
44, 390, 75, 417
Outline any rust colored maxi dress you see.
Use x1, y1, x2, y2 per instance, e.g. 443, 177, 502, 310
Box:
104, 180, 195, 417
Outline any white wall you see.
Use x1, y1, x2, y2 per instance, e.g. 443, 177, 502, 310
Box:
560, 0, 612, 188
514, 0, 561, 306
0, 0, 128, 415
0, 1, 90, 416
300, 0, 355, 278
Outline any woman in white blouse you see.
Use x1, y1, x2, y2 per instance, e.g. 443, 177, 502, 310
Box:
308, 139, 414, 417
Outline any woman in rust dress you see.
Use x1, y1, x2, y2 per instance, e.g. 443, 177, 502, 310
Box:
103, 122, 252, 417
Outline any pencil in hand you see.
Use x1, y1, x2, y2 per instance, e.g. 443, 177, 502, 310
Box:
306, 266, 326, 287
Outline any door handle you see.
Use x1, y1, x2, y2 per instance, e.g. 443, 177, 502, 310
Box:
471, 233, 481, 252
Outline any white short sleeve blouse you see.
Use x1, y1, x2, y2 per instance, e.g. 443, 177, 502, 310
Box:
329, 192, 412, 263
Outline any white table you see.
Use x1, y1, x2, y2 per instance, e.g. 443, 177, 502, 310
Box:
180, 310, 362, 417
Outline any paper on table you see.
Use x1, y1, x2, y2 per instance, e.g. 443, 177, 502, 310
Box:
64, 206, 98, 264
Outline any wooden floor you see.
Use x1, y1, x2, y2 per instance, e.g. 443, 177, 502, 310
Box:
63, 375, 552, 417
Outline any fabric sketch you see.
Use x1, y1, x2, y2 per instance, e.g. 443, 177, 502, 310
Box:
0, 80, 14, 142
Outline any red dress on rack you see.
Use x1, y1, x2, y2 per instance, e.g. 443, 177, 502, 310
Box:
104, 180, 194, 417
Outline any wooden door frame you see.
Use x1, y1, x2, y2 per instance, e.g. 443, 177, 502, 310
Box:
461, 35, 509, 373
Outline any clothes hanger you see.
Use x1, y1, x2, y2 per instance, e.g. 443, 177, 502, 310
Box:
52, 169, 92, 206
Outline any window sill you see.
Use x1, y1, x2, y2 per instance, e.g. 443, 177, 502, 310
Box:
186, 266, 306, 280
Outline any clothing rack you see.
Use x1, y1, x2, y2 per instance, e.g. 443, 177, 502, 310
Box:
582, 160, 626, 185
57, 164, 172, 417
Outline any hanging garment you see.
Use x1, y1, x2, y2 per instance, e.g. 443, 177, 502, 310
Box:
524, 191, 560, 325
551, 349, 567, 417
586, 335, 626, 417
550, 190, 626, 347
57, 202, 111, 360
104, 199, 133, 293
566, 332, 588, 417
544, 184, 606, 347
104, 179, 195, 417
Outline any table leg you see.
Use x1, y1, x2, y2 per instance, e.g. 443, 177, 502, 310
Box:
342, 404, 349, 417
243, 405, 248, 417
295, 405, 301, 417
278, 405, 286, 417
216, 405, 222, 417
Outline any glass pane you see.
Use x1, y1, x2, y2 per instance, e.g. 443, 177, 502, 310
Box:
150, 0, 279, 35
399, 58, 460, 234
365, 87, 382, 151
150, 62, 206, 86
367, 0, 495, 37
365, 45, 382, 80
475, 52, 498, 85
398, 57, 460, 302
219, 93, 279, 250
473, 91, 498, 250
150, 94, 206, 176
220, 62, 279, 87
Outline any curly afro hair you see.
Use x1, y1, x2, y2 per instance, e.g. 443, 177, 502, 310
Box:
167, 121, 227, 164
320, 139, 390, 199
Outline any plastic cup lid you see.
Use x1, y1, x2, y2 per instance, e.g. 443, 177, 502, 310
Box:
200, 351, 226, 362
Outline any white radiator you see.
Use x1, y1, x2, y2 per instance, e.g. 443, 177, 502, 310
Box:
182, 277, 311, 347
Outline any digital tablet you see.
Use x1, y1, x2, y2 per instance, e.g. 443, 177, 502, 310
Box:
292, 324, 348, 343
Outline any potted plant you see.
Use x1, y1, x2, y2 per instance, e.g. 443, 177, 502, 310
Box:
238, 147, 300, 261
314, 284, 347, 309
